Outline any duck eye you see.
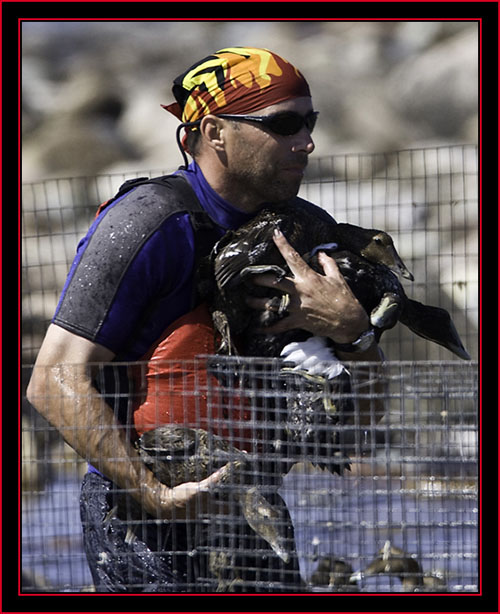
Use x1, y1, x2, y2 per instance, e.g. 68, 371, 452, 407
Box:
374, 237, 383, 245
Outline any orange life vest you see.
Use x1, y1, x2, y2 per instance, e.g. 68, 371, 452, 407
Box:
130, 303, 256, 452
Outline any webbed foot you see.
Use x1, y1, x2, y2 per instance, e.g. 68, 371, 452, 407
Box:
370, 292, 401, 329
212, 310, 238, 355
240, 264, 287, 282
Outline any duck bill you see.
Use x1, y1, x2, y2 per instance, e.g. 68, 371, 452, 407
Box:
398, 263, 414, 281
387, 247, 414, 281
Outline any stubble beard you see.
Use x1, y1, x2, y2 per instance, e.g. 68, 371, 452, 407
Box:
235, 163, 304, 208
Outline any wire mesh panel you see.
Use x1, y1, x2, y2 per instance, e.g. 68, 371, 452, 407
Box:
21, 146, 478, 364
300, 145, 478, 361
21, 146, 478, 592
21, 358, 478, 593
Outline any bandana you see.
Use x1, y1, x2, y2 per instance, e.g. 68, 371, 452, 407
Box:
163, 47, 311, 124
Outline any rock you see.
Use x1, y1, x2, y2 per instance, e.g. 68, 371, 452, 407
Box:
21, 22, 478, 181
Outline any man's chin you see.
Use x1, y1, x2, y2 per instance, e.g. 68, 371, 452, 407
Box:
267, 177, 303, 203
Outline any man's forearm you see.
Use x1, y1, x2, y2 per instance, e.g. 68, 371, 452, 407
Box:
28, 362, 149, 493
27, 361, 230, 520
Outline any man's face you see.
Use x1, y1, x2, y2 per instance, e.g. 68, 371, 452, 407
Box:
221, 96, 316, 207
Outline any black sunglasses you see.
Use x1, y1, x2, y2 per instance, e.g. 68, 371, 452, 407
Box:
217, 110, 319, 136
175, 110, 318, 169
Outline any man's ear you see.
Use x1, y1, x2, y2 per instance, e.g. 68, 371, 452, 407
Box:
199, 115, 227, 153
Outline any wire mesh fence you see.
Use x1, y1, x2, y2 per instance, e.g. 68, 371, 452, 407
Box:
22, 145, 478, 364
22, 358, 478, 593
21, 145, 479, 593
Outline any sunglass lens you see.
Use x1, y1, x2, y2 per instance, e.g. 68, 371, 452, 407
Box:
305, 112, 318, 133
267, 113, 299, 135
269, 112, 317, 135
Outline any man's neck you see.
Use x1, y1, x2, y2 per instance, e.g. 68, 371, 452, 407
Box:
195, 159, 266, 214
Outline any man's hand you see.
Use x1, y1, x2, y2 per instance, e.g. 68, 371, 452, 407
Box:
246, 228, 370, 344
138, 462, 234, 520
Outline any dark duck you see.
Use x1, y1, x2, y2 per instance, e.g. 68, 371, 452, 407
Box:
134, 426, 293, 564
309, 556, 359, 592
198, 202, 469, 480
199, 201, 470, 362
350, 541, 447, 592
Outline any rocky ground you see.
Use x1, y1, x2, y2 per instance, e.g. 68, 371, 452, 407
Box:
21, 20, 478, 181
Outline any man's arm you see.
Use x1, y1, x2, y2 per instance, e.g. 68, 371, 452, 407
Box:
26, 324, 228, 519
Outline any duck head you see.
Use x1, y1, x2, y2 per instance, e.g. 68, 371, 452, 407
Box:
360, 231, 414, 281
335, 223, 414, 281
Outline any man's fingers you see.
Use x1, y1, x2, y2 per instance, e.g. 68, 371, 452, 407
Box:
196, 462, 234, 491
249, 229, 316, 290
250, 273, 295, 293
317, 250, 342, 278
272, 228, 311, 279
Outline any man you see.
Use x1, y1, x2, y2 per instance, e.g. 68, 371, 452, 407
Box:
27, 47, 382, 592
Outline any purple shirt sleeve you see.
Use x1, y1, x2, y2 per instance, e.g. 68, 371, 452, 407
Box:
53, 185, 198, 359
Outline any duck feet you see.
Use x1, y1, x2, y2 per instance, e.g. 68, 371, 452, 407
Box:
212, 310, 238, 355
370, 292, 401, 329
240, 264, 287, 283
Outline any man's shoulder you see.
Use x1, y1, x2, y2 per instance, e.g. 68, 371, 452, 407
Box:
100, 172, 202, 224
289, 195, 337, 224
117, 172, 195, 207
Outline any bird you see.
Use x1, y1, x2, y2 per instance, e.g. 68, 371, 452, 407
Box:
208, 550, 245, 592
198, 204, 414, 478
320, 249, 470, 359
134, 426, 292, 564
198, 201, 470, 361
350, 541, 448, 592
309, 556, 359, 592
199, 204, 469, 488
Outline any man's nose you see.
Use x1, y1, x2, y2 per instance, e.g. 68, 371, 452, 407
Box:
291, 129, 315, 154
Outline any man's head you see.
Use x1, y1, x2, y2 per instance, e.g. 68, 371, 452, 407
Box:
164, 47, 316, 209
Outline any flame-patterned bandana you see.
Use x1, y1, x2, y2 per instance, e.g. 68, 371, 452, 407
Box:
163, 47, 311, 124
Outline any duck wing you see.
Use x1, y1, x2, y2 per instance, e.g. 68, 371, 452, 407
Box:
332, 251, 405, 326
213, 204, 335, 290
238, 487, 292, 563
399, 299, 471, 360
213, 219, 280, 290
